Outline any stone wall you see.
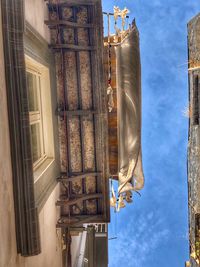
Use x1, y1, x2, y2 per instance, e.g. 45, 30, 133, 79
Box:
0, 2, 62, 267
25, 0, 50, 42
0, 4, 19, 267
187, 12, 200, 267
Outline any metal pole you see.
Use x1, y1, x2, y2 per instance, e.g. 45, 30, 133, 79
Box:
103, 11, 129, 18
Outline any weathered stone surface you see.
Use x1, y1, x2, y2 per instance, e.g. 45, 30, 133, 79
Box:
85, 176, 96, 193
78, 28, 89, 46
76, 6, 88, 24
49, 1, 110, 222
49, 10, 58, 21
50, 29, 58, 44
79, 51, 93, 109
63, 28, 75, 44
82, 117, 95, 170
68, 117, 82, 172
188, 15, 200, 69
65, 52, 79, 110
86, 199, 97, 214
62, 7, 73, 21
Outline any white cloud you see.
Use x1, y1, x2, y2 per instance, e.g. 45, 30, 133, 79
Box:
109, 212, 169, 267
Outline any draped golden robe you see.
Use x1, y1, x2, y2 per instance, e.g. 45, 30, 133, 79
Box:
116, 21, 144, 195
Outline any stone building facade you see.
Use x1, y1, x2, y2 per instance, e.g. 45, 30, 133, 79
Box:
187, 12, 200, 267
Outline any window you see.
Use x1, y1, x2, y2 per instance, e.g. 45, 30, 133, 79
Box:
27, 70, 46, 168
193, 75, 199, 125
26, 56, 55, 181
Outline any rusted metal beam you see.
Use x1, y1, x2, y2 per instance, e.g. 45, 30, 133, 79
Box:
47, 1, 96, 8
58, 172, 102, 182
66, 229, 72, 267
56, 215, 103, 228
56, 109, 98, 117
56, 193, 102, 206
44, 20, 96, 28
60, 214, 103, 220
102, 11, 129, 19
49, 44, 96, 51
73, 4, 89, 215
69, 226, 85, 232
59, 192, 101, 199
67, 110, 97, 116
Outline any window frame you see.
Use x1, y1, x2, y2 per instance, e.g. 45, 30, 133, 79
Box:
24, 21, 60, 212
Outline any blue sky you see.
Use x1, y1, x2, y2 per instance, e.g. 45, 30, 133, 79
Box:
102, 1, 200, 266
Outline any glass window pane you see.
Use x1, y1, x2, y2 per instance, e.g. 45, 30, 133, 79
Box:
30, 123, 42, 163
27, 72, 39, 112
